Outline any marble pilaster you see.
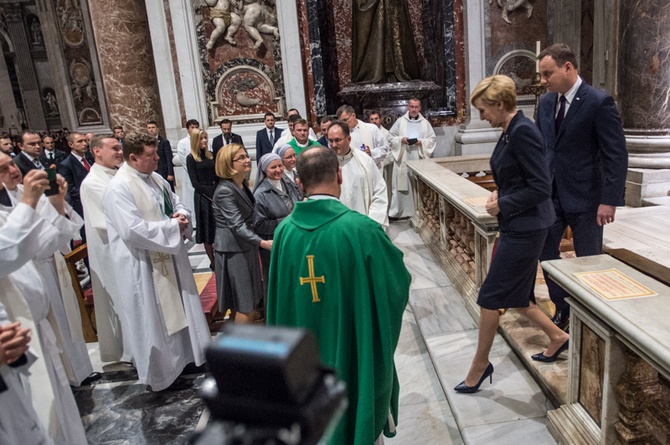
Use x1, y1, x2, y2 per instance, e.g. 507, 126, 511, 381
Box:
618, 0, 670, 169
88, 0, 164, 131
3, 3, 47, 130
0, 37, 21, 132
276, 1, 307, 116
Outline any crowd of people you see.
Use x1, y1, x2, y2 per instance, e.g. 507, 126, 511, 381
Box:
0, 42, 628, 445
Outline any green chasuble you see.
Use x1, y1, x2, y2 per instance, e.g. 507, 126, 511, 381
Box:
267, 198, 410, 445
288, 138, 324, 156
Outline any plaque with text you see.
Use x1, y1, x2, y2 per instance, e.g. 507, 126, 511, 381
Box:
574, 269, 658, 300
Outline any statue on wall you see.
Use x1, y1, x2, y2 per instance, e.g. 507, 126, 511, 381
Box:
29, 17, 43, 46
43, 90, 59, 116
351, 0, 420, 84
205, 0, 243, 49
239, 0, 279, 49
490, 0, 534, 25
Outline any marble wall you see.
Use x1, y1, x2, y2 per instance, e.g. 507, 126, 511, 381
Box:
88, 0, 164, 131
195, 1, 285, 125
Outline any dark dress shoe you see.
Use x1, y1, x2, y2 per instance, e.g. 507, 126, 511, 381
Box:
454, 363, 494, 393
80, 372, 103, 386
163, 376, 193, 391
531, 340, 569, 363
552, 307, 570, 331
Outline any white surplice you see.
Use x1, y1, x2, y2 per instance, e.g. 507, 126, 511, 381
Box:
349, 120, 388, 168
338, 148, 389, 228
103, 165, 210, 391
388, 112, 437, 218
176, 135, 196, 228
0, 202, 87, 445
6, 186, 93, 386
0, 302, 52, 445
80, 163, 133, 363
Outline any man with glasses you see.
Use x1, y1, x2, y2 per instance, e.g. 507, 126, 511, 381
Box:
336, 104, 388, 169
327, 121, 388, 228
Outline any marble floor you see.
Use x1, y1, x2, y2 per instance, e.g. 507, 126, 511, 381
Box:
80, 221, 558, 444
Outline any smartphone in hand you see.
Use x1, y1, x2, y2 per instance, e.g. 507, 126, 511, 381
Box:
44, 167, 59, 196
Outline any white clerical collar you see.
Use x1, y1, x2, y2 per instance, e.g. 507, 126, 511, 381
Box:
308, 194, 338, 201
95, 163, 120, 174
294, 138, 310, 148
337, 150, 353, 165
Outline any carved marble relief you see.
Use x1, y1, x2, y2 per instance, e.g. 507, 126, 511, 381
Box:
197, 0, 285, 123
54, 0, 103, 126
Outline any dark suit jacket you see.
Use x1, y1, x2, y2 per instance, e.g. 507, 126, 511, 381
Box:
155, 135, 174, 180
536, 81, 628, 214
212, 179, 262, 253
13, 152, 41, 177
58, 154, 90, 217
212, 132, 244, 156
491, 111, 554, 232
40, 149, 68, 168
255, 127, 283, 163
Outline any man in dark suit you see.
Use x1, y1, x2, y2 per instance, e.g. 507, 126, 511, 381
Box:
13, 131, 45, 176
536, 43, 628, 329
147, 120, 175, 190
254, 112, 283, 165
39, 135, 67, 168
58, 132, 92, 218
212, 119, 243, 156
0, 135, 15, 158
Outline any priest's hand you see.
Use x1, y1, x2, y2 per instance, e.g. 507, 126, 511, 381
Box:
173, 213, 189, 235
21, 170, 49, 208
0, 322, 31, 365
260, 239, 273, 251
362, 145, 371, 156
47, 174, 68, 215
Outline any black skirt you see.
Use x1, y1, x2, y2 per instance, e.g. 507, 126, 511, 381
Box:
477, 228, 548, 310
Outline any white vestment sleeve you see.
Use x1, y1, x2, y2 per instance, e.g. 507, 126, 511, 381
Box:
418, 119, 437, 159
104, 182, 186, 255
388, 118, 406, 164
370, 125, 389, 168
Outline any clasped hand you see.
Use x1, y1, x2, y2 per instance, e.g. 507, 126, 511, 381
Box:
485, 190, 500, 216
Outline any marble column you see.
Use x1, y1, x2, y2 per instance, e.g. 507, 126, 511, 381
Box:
618, 0, 670, 169
88, 0, 164, 131
454, 0, 501, 156
4, 3, 47, 131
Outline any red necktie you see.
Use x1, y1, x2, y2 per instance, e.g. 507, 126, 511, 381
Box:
82, 158, 91, 172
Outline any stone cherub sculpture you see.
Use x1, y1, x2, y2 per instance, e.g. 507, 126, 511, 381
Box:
205, 0, 242, 49
490, 0, 534, 25
205, 0, 279, 50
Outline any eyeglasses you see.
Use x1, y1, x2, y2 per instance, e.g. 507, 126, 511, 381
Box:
340, 114, 353, 122
327, 138, 345, 144
233, 154, 250, 162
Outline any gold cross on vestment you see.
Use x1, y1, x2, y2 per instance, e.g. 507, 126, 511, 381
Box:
153, 253, 171, 276
300, 255, 325, 303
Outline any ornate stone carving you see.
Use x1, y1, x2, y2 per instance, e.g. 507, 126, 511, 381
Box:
210, 65, 276, 121
28, 15, 43, 47
205, 0, 279, 50
57, 0, 85, 47
489, 0, 534, 25
642, 374, 670, 444
614, 349, 659, 444
43, 89, 60, 117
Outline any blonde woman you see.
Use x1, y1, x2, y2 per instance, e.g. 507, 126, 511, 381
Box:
212, 143, 272, 323
186, 129, 217, 269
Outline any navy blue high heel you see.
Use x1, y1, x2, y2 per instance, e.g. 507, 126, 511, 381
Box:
454, 363, 494, 393
531, 340, 569, 363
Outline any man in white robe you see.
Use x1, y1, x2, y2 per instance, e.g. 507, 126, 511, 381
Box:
0, 159, 87, 444
388, 98, 437, 218
80, 135, 133, 364
336, 104, 388, 169
104, 132, 210, 392
326, 121, 388, 228
369, 110, 393, 206
2, 160, 95, 388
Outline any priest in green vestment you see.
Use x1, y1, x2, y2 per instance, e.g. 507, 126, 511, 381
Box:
267, 146, 411, 445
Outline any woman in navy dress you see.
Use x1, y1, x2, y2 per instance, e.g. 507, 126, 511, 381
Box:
455, 75, 570, 393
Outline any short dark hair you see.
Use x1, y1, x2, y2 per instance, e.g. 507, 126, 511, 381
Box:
538, 43, 578, 70
327, 121, 350, 138
287, 108, 300, 116
296, 146, 339, 193
186, 119, 200, 129
288, 114, 302, 124
264, 112, 275, 119
123, 131, 157, 161
19, 130, 39, 145
320, 115, 337, 125
368, 110, 381, 119
220, 119, 232, 127
294, 118, 309, 127
147, 120, 158, 126
112, 125, 124, 131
